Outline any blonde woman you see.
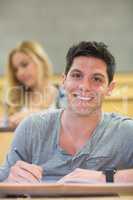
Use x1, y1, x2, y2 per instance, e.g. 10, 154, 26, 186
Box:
1, 41, 58, 129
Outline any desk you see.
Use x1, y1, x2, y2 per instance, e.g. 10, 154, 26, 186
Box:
0, 132, 14, 164
103, 86, 133, 117
0, 127, 15, 132
0, 183, 133, 199
103, 97, 133, 117
1, 196, 133, 200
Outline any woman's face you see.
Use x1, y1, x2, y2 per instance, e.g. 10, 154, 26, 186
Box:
11, 52, 38, 89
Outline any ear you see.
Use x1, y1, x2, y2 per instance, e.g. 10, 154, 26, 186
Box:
61, 73, 67, 87
106, 80, 116, 96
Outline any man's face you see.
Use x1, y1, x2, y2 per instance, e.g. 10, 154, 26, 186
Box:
63, 56, 115, 116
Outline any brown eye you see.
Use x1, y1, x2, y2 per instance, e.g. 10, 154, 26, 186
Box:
95, 77, 101, 82
93, 76, 103, 83
71, 73, 82, 79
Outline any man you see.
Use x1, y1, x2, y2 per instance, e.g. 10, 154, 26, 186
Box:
0, 41, 133, 183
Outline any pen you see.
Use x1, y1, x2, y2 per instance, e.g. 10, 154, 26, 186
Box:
14, 147, 25, 161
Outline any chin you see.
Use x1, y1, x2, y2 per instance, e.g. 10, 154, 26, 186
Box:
71, 107, 93, 116
71, 104, 100, 116
24, 82, 34, 89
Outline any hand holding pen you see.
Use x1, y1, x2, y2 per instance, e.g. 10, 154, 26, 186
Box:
6, 148, 43, 183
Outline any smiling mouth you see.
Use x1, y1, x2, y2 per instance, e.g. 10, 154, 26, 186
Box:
77, 96, 93, 101
73, 94, 94, 101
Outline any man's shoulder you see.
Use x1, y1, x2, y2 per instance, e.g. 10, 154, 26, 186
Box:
104, 112, 133, 132
27, 109, 62, 124
16, 109, 62, 131
105, 112, 133, 123
13, 109, 62, 142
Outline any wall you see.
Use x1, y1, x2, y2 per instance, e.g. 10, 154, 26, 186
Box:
0, 0, 133, 74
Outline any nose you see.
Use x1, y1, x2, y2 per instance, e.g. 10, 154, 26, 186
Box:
16, 67, 26, 80
79, 78, 91, 91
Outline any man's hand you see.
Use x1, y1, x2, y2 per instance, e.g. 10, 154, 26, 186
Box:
6, 161, 43, 183
58, 168, 105, 183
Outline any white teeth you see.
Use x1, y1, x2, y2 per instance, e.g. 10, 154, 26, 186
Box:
77, 96, 92, 101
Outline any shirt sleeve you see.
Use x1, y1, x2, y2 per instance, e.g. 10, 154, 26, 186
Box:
0, 116, 33, 182
118, 118, 133, 168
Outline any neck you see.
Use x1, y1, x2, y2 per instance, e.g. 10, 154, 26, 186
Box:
29, 81, 50, 93
61, 109, 102, 138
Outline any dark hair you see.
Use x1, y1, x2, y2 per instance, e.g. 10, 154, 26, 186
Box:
65, 41, 116, 83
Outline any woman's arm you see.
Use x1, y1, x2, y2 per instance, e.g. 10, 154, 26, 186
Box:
8, 108, 43, 129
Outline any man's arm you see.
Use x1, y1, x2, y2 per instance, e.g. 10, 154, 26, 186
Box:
58, 168, 133, 183
0, 115, 35, 182
115, 169, 133, 183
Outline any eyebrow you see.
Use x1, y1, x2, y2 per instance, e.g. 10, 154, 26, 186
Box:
69, 69, 82, 73
92, 73, 105, 78
70, 70, 105, 78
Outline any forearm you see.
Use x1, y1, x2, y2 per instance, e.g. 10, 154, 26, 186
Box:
92, 169, 133, 183
58, 168, 133, 183
94, 169, 133, 183
115, 169, 133, 183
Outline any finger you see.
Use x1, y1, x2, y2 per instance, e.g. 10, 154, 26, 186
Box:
16, 167, 40, 182
7, 165, 27, 183
18, 161, 42, 178
16, 161, 42, 181
9, 164, 40, 183
7, 172, 38, 183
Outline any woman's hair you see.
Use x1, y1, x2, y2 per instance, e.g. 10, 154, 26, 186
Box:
5, 41, 55, 114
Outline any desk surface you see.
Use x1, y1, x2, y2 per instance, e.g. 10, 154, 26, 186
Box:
0, 127, 15, 132
0, 132, 14, 164
1, 196, 133, 200
0, 183, 133, 199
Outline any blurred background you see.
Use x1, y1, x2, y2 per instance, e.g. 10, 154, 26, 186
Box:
0, 0, 133, 74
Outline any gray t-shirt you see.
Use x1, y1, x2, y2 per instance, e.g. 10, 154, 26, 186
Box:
0, 109, 133, 182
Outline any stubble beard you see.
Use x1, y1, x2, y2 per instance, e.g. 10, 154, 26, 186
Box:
68, 98, 102, 117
